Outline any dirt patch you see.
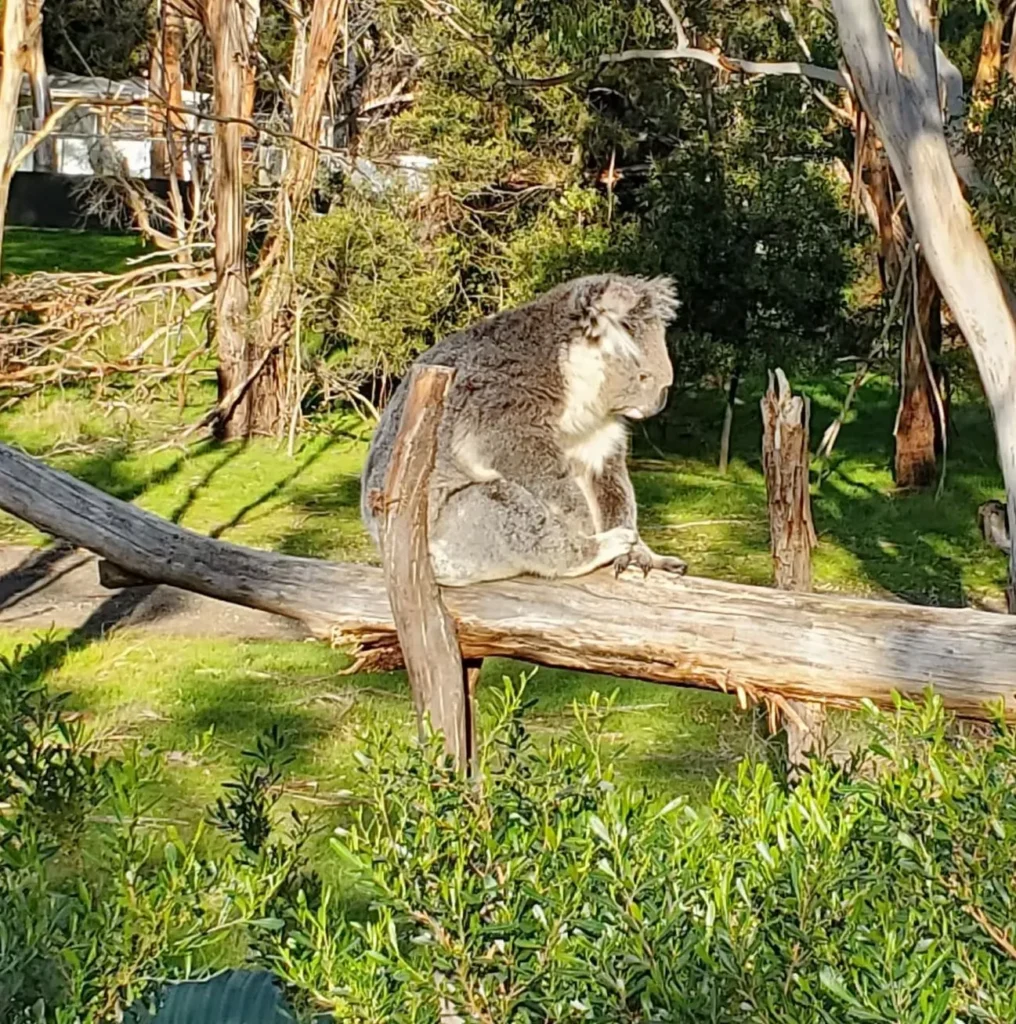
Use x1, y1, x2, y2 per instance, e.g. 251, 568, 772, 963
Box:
0, 543, 309, 641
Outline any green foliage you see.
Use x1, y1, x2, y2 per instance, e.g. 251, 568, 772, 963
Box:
631, 146, 861, 383
42, 0, 152, 80
0, 642, 103, 843
271, 678, 1016, 1023
292, 0, 868, 403
0, 641, 320, 1023
209, 725, 296, 855
496, 187, 628, 305
6, 639, 1016, 1021
296, 191, 461, 388
970, 79, 1016, 284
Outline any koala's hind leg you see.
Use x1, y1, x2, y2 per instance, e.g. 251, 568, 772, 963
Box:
429, 479, 636, 587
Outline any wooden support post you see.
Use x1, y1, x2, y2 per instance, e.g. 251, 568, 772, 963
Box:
761, 369, 824, 772
97, 560, 149, 589
375, 365, 473, 770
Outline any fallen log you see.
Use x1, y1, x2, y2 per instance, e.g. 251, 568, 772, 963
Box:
1, 442, 1015, 719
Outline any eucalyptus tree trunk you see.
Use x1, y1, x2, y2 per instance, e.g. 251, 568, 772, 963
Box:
0, 0, 29, 273
24, 0, 53, 171
973, 4, 1005, 101
864, 129, 944, 489
149, 1, 186, 179
247, 0, 346, 437
832, 0, 1016, 609
208, 0, 253, 439
717, 367, 740, 475
895, 255, 943, 489
240, 0, 260, 130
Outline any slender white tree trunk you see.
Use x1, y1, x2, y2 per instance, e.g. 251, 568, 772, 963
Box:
832, 0, 1016, 607
0, 0, 29, 274
24, 0, 53, 171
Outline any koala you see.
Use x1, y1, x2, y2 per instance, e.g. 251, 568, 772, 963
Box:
978, 499, 1010, 551
360, 273, 688, 587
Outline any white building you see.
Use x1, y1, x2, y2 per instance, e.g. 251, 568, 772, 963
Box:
15, 70, 212, 181
13, 70, 436, 194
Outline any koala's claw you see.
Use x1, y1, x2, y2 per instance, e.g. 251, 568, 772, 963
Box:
656, 554, 688, 576
594, 527, 638, 566
613, 547, 653, 578
614, 543, 688, 579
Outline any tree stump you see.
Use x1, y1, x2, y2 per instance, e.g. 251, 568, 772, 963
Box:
760, 369, 823, 771
375, 364, 474, 770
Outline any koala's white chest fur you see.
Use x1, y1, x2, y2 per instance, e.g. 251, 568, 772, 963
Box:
562, 420, 628, 477
557, 329, 630, 532
557, 331, 629, 477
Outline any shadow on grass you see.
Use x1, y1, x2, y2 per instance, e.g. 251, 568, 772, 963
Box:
274, 474, 366, 559
68, 440, 205, 504
639, 370, 1005, 606
208, 435, 340, 540
0, 439, 240, 695
168, 442, 249, 525
807, 376, 1004, 606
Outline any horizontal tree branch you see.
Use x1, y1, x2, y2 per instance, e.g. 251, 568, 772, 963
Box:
596, 47, 850, 87
1, 443, 1015, 720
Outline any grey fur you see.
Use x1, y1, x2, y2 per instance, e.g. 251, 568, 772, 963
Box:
361, 273, 688, 586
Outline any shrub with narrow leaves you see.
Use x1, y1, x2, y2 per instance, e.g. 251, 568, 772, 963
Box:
5, 644, 1016, 1022
272, 680, 1016, 1023
0, 640, 320, 1023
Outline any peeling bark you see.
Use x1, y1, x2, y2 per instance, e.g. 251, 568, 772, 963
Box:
208, 0, 253, 439
895, 255, 943, 489
246, 0, 345, 437
832, 0, 1016, 609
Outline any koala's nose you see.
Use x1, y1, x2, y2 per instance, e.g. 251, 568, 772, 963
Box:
655, 386, 669, 414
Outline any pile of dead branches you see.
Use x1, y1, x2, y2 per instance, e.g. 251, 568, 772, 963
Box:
0, 255, 213, 405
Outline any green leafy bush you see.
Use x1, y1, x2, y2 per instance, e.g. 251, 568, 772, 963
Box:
0, 641, 320, 1023
273, 680, 1016, 1023
5, 645, 1016, 1023
970, 79, 1016, 285
295, 190, 461, 397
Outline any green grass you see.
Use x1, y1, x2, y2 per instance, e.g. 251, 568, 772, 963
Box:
0, 631, 751, 815
0, 334, 1008, 831
1, 226, 150, 276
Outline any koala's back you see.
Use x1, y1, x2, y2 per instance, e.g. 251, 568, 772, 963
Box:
360, 300, 568, 540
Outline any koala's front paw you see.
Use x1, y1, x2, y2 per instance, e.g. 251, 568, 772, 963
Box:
594, 527, 638, 565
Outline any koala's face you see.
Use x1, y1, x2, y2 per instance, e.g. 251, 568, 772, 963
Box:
604, 320, 674, 421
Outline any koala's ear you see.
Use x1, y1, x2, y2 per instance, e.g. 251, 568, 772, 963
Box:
569, 277, 641, 355
643, 276, 682, 324
572, 275, 682, 334
580, 277, 643, 320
